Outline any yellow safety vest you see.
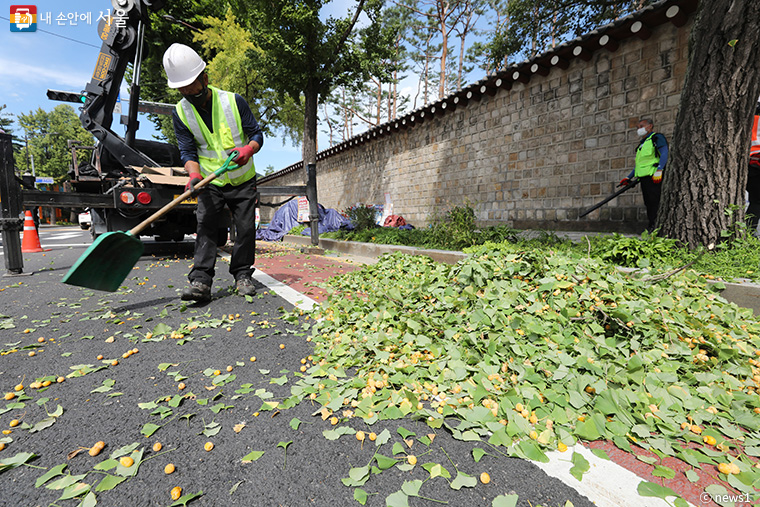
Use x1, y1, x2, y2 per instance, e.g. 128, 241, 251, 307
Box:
175, 86, 256, 187
634, 134, 660, 178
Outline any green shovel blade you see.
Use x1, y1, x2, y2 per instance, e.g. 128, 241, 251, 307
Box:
62, 231, 145, 292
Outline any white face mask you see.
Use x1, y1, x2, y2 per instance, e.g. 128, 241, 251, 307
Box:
637, 127, 649, 137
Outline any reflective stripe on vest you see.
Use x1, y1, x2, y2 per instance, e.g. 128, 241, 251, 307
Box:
176, 86, 256, 186
751, 115, 760, 156
634, 134, 660, 178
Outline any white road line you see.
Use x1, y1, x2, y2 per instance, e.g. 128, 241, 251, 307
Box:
42, 233, 83, 240
534, 445, 694, 507
0, 243, 88, 253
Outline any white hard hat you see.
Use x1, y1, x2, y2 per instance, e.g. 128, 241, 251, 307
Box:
163, 43, 206, 88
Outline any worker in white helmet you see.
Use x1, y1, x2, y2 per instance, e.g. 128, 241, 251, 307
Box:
163, 43, 263, 302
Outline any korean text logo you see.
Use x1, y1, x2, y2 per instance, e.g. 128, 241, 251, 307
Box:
10, 5, 37, 32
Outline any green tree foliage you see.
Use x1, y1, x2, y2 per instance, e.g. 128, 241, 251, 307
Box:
0, 105, 15, 136
139, 0, 227, 142
193, 8, 304, 147
0, 104, 24, 162
16, 105, 94, 182
248, 0, 397, 165
478, 0, 649, 72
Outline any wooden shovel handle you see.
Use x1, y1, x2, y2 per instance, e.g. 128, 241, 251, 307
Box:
128, 154, 239, 237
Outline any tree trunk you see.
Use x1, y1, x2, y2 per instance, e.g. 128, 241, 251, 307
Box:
439, 14, 448, 98
659, 0, 760, 248
458, 33, 466, 89
323, 102, 333, 146
302, 79, 319, 166
376, 77, 382, 125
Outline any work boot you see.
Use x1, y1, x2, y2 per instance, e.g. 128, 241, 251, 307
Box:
236, 274, 256, 297
181, 281, 211, 301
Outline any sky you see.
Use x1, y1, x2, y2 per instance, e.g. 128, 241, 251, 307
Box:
1, 0, 368, 174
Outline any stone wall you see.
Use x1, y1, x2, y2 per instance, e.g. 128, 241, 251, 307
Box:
260, 7, 692, 233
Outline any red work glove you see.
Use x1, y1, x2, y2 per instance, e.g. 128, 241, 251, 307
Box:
618, 177, 630, 187
232, 144, 254, 165
185, 172, 203, 196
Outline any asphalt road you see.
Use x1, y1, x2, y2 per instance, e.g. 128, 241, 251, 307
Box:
0, 226, 595, 507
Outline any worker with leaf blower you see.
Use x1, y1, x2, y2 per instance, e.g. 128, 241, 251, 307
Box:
163, 43, 263, 302
619, 118, 669, 233
746, 100, 760, 235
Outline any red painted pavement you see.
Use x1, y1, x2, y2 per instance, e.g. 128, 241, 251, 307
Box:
254, 242, 363, 302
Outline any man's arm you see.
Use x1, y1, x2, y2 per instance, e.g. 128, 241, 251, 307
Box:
173, 111, 199, 166
235, 94, 263, 154
654, 134, 669, 171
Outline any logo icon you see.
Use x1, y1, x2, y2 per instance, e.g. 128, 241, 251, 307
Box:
10, 5, 37, 32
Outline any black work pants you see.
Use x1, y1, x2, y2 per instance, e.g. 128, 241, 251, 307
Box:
190, 177, 257, 286
639, 176, 661, 232
746, 166, 760, 234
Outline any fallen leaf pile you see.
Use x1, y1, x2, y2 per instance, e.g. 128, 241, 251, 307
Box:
292, 249, 760, 501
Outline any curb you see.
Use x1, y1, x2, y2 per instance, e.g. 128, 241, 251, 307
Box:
283, 234, 467, 264
282, 235, 760, 315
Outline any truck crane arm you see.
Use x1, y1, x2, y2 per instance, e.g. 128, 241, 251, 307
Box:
78, 0, 167, 170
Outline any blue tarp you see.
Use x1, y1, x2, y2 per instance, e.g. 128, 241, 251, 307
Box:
302, 207, 353, 237
256, 199, 352, 242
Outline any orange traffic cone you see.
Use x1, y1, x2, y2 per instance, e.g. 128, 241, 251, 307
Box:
21, 210, 44, 253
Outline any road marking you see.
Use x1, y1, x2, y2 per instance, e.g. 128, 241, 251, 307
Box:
41, 233, 84, 240
534, 445, 693, 507
0, 243, 88, 254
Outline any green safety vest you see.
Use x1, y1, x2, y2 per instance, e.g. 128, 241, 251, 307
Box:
634, 134, 660, 178
175, 86, 256, 187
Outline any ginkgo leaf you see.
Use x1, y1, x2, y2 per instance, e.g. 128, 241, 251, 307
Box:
169, 490, 204, 506
450, 471, 477, 490
95, 474, 126, 492
241, 450, 265, 463
141, 423, 160, 437
35, 463, 67, 487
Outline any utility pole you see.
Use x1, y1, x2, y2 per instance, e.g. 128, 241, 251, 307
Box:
23, 131, 35, 179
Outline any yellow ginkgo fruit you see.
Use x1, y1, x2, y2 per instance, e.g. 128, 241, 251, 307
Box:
120, 456, 134, 468
717, 462, 740, 475
89, 441, 105, 457
170, 486, 182, 500
480, 472, 491, 484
